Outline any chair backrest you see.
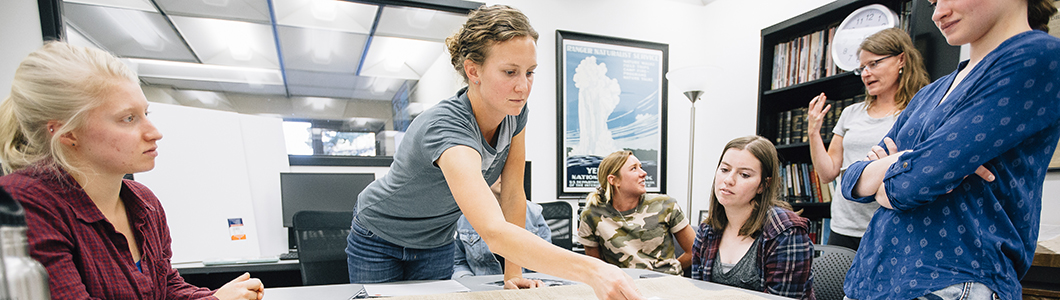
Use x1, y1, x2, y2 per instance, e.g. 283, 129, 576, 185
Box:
292, 210, 354, 286
811, 244, 856, 300
538, 201, 573, 250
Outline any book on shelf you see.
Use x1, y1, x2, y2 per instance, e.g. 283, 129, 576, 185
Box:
772, 95, 864, 146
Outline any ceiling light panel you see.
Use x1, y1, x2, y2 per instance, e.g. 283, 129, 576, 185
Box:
273, 0, 377, 34
63, 3, 196, 62
277, 26, 368, 72
154, 0, 271, 23
359, 36, 445, 80
374, 6, 467, 42
125, 58, 283, 85
63, 0, 157, 12
169, 16, 280, 69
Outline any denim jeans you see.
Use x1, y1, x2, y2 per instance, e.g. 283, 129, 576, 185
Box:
843, 281, 999, 300
346, 216, 455, 283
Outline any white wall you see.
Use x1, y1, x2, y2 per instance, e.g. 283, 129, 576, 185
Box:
0, 0, 43, 100
493, 0, 834, 216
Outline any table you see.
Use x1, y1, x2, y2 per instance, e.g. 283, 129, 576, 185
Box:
264, 269, 794, 300
174, 260, 302, 289
1024, 240, 1060, 299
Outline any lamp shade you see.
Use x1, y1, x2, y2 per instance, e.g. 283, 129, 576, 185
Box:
665, 65, 722, 100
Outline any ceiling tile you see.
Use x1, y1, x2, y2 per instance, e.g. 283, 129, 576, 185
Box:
154, 0, 271, 23
277, 25, 368, 72
291, 96, 349, 119
374, 5, 467, 42
63, 3, 196, 62
169, 16, 280, 69
63, 0, 157, 12
273, 0, 377, 33
359, 36, 445, 80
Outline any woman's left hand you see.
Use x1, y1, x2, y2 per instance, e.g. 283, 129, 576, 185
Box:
504, 277, 546, 289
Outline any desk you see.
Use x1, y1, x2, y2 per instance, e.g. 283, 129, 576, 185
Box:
1024, 240, 1060, 299
174, 260, 301, 289
265, 269, 794, 300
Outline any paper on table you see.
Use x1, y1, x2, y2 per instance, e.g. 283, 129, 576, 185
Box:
362, 280, 471, 297
385, 276, 766, 300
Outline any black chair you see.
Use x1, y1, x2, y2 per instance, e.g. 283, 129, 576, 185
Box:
292, 210, 354, 286
539, 201, 573, 250
811, 244, 857, 300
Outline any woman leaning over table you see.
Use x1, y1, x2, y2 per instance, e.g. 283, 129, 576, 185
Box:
841, 0, 1060, 299
344, 5, 643, 300
690, 136, 815, 300
805, 28, 929, 251
576, 150, 696, 276
0, 42, 264, 300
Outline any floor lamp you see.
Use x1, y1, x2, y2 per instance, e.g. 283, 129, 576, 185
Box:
666, 65, 719, 219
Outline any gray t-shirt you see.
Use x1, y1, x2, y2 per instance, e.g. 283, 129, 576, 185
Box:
355, 88, 528, 248
829, 102, 895, 237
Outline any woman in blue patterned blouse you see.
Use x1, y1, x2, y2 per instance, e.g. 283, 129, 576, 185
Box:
841, 0, 1060, 299
691, 136, 815, 299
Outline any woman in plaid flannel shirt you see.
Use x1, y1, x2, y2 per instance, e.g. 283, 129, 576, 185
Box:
690, 136, 815, 299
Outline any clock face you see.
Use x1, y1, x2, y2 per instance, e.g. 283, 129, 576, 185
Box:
831, 4, 900, 71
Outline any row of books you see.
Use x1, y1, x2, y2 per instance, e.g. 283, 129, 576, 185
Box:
807, 218, 832, 245
769, 26, 842, 90
774, 95, 865, 146
770, 1, 913, 90
780, 162, 836, 204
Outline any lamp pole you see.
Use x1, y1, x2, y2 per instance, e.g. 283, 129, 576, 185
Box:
684, 90, 703, 218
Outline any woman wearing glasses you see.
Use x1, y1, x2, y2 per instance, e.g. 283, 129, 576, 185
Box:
804, 28, 929, 250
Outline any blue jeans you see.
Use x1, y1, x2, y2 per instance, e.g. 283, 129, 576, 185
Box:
346, 216, 455, 283
844, 282, 999, 300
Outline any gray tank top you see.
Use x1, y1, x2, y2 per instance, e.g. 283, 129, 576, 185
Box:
711, 238, 763, 291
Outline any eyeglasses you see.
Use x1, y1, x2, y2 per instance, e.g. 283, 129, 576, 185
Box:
854, 54, 898, 75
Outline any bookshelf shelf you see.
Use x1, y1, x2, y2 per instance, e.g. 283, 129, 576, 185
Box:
763, 71, 857, 96
756, 0, 958, 244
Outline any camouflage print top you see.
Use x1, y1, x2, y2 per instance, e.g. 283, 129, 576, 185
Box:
576, 193, 689, 275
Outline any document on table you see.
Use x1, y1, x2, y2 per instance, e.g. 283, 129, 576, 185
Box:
362, 280, 470, 297
384, 276, 766, 300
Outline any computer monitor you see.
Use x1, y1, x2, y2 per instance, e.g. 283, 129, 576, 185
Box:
280, 172, 375, 228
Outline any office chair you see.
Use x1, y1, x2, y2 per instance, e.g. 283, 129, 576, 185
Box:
538, 201, 574, 250
292, 210, 354, 286
811, 244, 857, 300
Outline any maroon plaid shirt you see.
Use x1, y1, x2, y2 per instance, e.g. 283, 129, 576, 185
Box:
0, 166, 216, 300
691, 206, 816, 300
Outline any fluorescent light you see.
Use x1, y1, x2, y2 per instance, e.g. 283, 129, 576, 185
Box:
310, 0, 337, 21
273, 0, 377, 33
360, 36, 444, 80
169, 16, 278, 68
123, 58, 283, 85
201, 0, 229, 7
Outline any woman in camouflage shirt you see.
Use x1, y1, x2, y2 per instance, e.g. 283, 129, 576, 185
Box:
576, 151, 696, 275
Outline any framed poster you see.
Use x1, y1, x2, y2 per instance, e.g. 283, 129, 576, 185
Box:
555, 30, 668, 198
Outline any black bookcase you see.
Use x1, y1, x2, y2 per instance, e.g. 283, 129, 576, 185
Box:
755, 0, 958, 223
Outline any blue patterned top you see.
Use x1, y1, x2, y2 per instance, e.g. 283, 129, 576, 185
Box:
841, 30, 1060, 300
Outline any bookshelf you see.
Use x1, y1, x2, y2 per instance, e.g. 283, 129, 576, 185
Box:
756, 0, 959, 243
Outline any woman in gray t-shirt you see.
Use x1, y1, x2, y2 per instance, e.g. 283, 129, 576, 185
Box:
345, 5, 642, 300
804, 29, 929, 250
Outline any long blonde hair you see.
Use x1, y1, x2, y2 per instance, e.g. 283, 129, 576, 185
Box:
585, 151, 634, 207
0, 41, 137, 175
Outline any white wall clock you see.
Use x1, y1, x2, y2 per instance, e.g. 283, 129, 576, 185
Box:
831, 4, 900, 71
